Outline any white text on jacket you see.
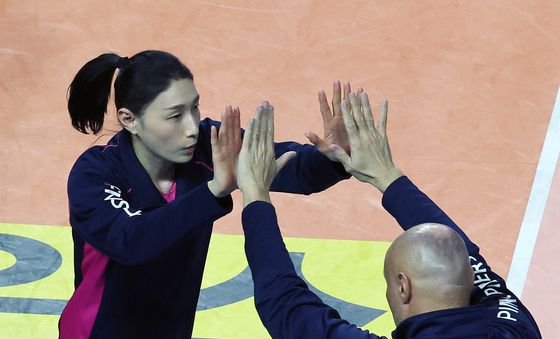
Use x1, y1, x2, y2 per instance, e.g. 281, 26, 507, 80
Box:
470, 255, 518, 322
104, 184, 142, 217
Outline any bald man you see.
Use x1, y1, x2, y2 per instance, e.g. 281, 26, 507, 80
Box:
383, 222, 475, 326
236, 93, 541, 338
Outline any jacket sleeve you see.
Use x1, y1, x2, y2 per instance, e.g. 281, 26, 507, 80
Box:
270, 142, 351, 195
68, 161, 233, 266
381, 176, 541, 338
199, 118, 350, 196
243, 201, 385, 339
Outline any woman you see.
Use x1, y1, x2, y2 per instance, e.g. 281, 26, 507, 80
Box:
60, 50, 350, 338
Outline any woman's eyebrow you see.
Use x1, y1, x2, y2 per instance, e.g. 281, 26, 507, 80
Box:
164, 104, 187, 111
164, 95, 200, 111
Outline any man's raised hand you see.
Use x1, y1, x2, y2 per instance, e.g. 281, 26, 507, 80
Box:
237, 101, 296, 207
329, 93, 403, 192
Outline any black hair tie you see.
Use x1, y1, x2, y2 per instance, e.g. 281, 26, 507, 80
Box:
116, 56, 130, 70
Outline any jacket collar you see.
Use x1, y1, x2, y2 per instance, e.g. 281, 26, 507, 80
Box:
107, 129, 214, 211
392, 304, 487, 338
110, 130, 167, 210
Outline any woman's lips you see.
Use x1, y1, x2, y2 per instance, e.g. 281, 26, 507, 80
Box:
184, 145, 196, 154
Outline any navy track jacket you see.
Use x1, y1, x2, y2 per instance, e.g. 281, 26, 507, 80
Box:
242, 176, 541, 338
59, 118, 350, 338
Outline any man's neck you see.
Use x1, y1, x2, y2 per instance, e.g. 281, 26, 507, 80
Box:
408, 292, 470, 321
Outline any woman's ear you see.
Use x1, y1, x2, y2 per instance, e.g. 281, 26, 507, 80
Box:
118, 108, 138, 134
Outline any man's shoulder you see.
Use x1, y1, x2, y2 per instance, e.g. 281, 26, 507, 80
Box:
480, 298, 541, 338
394, 304, 539, 338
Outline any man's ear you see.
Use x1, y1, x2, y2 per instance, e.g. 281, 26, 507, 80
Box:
118, 108, 138, 134
398, 272, 412, 304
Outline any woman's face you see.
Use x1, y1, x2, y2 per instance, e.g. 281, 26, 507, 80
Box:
134, 78, 201, 164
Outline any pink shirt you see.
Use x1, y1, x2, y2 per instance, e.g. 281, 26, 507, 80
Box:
60, 180, 177, 338
160, 181, 176, 202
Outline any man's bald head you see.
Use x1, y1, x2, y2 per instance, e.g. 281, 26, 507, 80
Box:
383, 223, 474, 325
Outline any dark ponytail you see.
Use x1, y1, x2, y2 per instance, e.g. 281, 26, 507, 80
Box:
68, 53, 120, 134
68, 50, 193, 135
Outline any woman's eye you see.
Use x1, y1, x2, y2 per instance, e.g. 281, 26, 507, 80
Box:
169, 114, 181, 120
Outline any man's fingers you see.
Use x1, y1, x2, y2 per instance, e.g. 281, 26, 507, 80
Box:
340, 98, 360, 146
265, 102, 274, 147
253, 106, 263, 148
349, 93, 366, 130
275, 151, 297, 173
227, 105, 234, 140
343, 82, 351, 100
378, 100, 388, 134
360, 93, 375, 131
242, 118, 254, 151
332, 80, 342, 117
256, 101, 271, 152
257, 103, 268, 152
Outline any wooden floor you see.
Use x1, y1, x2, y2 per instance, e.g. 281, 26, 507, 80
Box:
0, 0, 558, 337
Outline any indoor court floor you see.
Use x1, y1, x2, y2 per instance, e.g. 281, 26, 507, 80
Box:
0, 1, 559, 338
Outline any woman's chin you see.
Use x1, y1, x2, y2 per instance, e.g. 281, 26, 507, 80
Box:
169, 153, 195, 164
